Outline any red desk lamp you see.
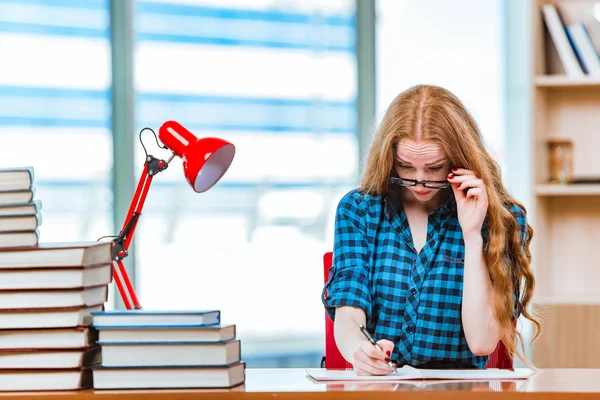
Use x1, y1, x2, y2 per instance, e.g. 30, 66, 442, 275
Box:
110, 120, 235, 310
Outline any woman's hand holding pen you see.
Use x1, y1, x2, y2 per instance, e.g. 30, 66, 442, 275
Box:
333, 309, 397, 376
352, 339, 396, 376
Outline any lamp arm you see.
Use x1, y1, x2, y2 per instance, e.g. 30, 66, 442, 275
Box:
113, 164, 149, 257
112, 154, 169, 310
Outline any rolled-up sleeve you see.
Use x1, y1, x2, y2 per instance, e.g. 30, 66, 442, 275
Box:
322, 191, 372, 322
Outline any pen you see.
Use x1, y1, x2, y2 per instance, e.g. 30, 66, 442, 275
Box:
358, 324, 398, 373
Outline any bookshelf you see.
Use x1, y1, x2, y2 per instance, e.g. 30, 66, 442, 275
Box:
530, 0, 600, 368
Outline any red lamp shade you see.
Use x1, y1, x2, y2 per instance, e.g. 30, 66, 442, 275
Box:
158, 121, 235, 192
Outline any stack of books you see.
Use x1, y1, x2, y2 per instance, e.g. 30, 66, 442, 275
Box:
0, 167, 41, 249
0, 241, 113, 391
91, 310, 245, 389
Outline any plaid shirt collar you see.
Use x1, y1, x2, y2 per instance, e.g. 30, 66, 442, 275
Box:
383, 188, 456, 253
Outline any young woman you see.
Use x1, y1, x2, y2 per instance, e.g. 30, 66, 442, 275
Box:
322, 85, 541, 374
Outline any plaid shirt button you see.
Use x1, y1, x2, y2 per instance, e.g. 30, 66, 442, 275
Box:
322, 189, 528, 369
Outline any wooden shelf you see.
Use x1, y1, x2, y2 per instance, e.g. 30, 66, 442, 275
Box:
535, 75, 600, 88
534, 296, 600, 305
535, 184, 600, 196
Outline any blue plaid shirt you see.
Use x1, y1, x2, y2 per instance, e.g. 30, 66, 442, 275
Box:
322, 189, 527, 369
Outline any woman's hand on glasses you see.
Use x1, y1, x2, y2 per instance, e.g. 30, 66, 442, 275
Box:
448, 168, 488, 240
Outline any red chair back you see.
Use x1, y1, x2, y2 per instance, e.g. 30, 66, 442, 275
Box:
323, 252, 353, 370
322, 251, 512, 370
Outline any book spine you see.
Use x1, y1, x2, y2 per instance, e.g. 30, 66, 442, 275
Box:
541, 5, 585, 76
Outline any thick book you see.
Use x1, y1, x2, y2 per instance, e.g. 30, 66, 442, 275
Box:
0, 285, 107, 310
0, 213, 41, 232
0, 328, 98, 350
0, 264, 112, 290
0, 199, 41, 217
98, 324, 236, 344
0, 241, 113, 268
0, 347, 100, 369
0, 230, 38, 249
92, 310, 220, 328
93, 362, 245, 389
0, 368, 92, 391
100, 339, 241, 367
306, 366, 536, 381
0, 305, 103, 330
0, 167, 34, 193
0, 190, 35, 206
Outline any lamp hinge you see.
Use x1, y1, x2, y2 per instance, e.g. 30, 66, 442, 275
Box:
145, 155, 169, 176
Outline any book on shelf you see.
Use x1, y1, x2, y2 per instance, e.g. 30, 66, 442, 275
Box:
567, 21, 600, 77
97, 324, 236, 344
92, 310, 221, 328
0, 346, 100, 369
0, 368, 92, 391
0, 328, 98, 350
0, 230, 39, 249
93, 362, 245, 389
0, 167, 34, 193
0, 213, 41, 233
0, 305, 103, 330
0, 189, 35, 206
0, 241, 113, 269
100, 340, 241, 368
541, 4, 585, 76
0, 285, 107, 310
0, 263, 112, 290
0, 199, 41, 217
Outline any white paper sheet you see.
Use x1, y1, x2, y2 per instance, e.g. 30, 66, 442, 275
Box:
306, 365, 536, 381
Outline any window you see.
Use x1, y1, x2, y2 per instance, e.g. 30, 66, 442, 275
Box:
0, 0, 114, 304
376, 0, 506, 167
133, 0, 358, 366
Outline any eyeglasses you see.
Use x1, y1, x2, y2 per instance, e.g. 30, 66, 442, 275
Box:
389, 177, 450, 189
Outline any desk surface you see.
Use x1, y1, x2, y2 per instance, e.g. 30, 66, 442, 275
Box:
2, 368, 600, 399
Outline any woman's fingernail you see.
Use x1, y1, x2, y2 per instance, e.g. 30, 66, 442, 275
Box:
386, 351, 391, 356
385, 357, 390, 362
448, 174, 453, 179
452, 168, 457, 172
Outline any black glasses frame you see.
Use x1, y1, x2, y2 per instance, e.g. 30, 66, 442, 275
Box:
389, 176, 451, 189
